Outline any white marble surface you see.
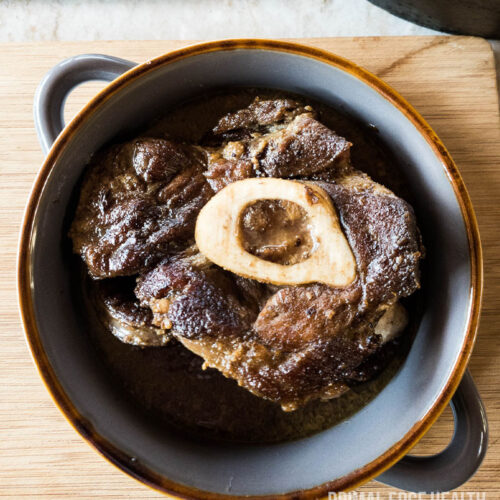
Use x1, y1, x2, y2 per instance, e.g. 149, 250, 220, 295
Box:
0, 0, 441, 42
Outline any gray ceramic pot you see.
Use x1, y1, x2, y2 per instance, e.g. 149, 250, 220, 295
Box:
19, 40, 487, 498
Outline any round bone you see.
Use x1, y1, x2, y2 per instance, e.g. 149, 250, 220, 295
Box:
195, 178, 357, 287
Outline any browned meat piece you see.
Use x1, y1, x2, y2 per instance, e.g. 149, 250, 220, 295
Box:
135, 247, 270, 339
135, 173, 423, 410
249, 114, 352, 178
204, 112, 352, 192
69, 138, 213, 278
92, 278, 170, 347
212, 97, 313, 140
133, 138, 195, 182
320, 176, 423, 303
204, 157, 254, 193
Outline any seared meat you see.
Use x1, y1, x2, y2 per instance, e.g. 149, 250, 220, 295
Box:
132, 138, 194, 183
70, 138, 213, 278
137, 260, 260, 338
212, 97, 312, 140
205, 113, 351, 193
205, 157, 255, 193
136, 171, 422, 410
93, 278, 170, 347
248, 114, 352, 178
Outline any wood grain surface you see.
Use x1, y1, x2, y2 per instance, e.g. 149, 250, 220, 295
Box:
0, 37, 499, 499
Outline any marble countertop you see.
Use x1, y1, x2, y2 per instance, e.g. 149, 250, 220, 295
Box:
0, 0, 440, 41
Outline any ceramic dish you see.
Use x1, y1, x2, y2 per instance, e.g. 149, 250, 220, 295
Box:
19, 40, 487, 497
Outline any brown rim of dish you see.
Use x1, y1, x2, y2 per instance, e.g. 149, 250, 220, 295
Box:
17, 39, 483, 499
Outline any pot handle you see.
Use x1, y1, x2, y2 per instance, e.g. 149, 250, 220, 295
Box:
377, 370, 488, 493
34, 54, 136, 154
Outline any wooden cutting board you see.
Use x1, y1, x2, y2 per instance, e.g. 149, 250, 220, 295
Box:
0, 37, 499, 499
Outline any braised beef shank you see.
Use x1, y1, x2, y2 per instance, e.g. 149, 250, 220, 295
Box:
71, 97, 423, 410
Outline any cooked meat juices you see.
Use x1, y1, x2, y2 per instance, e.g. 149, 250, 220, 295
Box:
71, 91, 423, 423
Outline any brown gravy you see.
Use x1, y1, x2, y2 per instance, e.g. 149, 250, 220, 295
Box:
76, 88, 421, 443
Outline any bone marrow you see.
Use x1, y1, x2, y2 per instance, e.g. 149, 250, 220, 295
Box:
240, 198, 314, 265
195, 178, 357, 288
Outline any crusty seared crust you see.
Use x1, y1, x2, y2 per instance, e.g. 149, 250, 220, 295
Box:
69, 138, 212, 278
